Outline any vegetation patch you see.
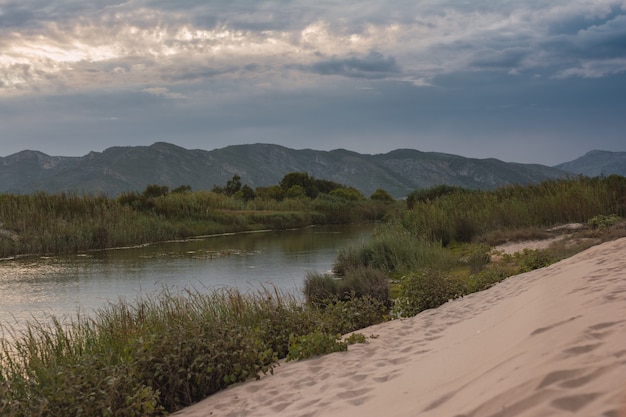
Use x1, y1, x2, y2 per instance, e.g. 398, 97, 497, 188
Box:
2, 176, 626, 416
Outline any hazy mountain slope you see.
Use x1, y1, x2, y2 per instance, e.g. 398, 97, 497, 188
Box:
373, 149, 567, 190
554, 150, 626, 177
0, 142, 572, 197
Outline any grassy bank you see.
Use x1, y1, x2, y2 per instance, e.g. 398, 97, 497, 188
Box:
0, 190, 395, 258
0, 289, 387, 416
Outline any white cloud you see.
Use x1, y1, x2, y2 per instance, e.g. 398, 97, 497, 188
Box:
555, 58, 626, 78
141, 86, 186, 99
0, 0, 625, 97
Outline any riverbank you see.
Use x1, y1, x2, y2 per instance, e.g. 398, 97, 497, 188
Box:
0, 190, 391, 258
173, 237, 626, 417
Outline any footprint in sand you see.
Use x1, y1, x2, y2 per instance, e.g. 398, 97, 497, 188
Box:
537, 366, 612, 391
560, 366, 612, 389
307, 365, 323, 374
587, 320, 624, 339
562, 343, 602, 357
335, 387, 373, 406
530, 316, 581, 336
348, 373, 368, 382
271, 401, 291, 412
537, 368, 586, 389
550, 393, 600, 412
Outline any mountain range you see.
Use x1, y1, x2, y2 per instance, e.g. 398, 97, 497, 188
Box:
1, 143, 624, 198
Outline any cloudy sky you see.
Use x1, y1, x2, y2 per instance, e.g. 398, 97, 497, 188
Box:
1, 0, 625, 165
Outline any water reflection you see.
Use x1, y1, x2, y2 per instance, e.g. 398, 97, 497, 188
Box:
0, 225, 373, 332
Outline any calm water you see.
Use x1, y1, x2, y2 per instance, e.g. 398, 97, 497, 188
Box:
0, 224, 373, 332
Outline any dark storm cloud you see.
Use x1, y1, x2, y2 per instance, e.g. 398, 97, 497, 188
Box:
543, 13, 626, 60
0, 3, 36, 29
469, 47, 531, 71
308, 51, 401, 79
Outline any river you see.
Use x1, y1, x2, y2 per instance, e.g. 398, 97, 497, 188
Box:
0, 224, 373, 333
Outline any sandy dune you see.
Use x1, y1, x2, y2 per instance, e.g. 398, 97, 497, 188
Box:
173, 238, 626, 417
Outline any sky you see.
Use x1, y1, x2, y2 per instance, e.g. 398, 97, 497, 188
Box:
1, 1, 625, 166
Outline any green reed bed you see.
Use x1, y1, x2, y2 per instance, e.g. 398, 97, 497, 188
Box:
332, 224, 459, 277
0, 288, 387, 416
0, 190, 397, 258
401, 176, 626, 245
315, 176, 626, 319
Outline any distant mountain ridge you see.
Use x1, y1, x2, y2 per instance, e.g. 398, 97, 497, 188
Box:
0, 142, 613, 198
554, 150, 626, 177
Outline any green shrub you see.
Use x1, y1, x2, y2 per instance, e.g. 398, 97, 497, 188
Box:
317, 296, 388, 334
285, 331, 368, 362
465, 268, 509, 293
588, 214, 621, 230
465, 244, 492, 274
333, 225, 458, 276
514, 249, 557, 273
394, 270, 465, 317
304, 267, 389, 306
340, 267, 390, 304
370, 188, 394, 202
345, 333, 367, 344
303, 272, 339, 305
285, 332, 347, 361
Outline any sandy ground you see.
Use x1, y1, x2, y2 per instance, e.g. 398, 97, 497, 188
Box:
494, 236, 568, 254
173, 238, 626, 417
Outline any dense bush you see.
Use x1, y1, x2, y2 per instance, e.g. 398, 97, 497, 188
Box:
464, 268, 509, 293
303, 272, 339, 305
333, 225, 458, 276
393, 269, 466, 316
370, 188, 395, 202
588, 214, 622, 230
286, 332, 347, 361
511, 249, 557, 273
304, 267, 389, 306
317, 296, 388, 334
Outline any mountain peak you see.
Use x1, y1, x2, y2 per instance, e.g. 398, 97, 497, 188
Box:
554, 150, 626, 177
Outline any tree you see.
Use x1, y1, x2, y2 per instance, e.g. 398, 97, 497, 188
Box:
172, 185, 192, 194
236, 184, 256, 201
370, 188, 394, 202
225, 175, 242, 196
255, 185, 284, 201
286, 184, 306, 199
280, 172, 317, 198
329, 187, 365, 201
142, 184, 169, 198
213, 175, 243, 196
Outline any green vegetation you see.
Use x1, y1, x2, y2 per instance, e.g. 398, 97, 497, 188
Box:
306, 175, 626, 317
304, 267, 390, 306
0, 289, 387, 416
286, 331, 368, 362
1, 175, 626, 416
401, 175, 626, 246
0, 173, 396, 258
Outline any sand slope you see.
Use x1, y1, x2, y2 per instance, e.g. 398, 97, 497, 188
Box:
173, 238, 626, 417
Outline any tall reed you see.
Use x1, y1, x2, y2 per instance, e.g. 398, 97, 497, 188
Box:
0, 190, 398, 257
0, 287, 386, 416
400, 176, 626, 245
